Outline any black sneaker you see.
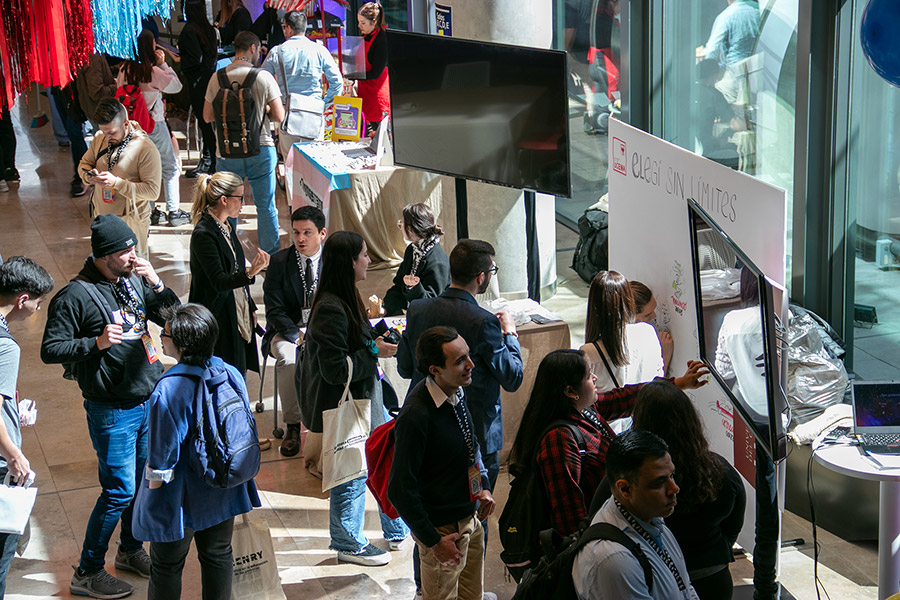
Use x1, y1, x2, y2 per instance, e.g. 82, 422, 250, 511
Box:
150, 207, 165, 226
70, 566, 133, 599
71, 177, 88, 198
168, 209, 190, 227
4, 168, 19, 182
115, 545, 151, 578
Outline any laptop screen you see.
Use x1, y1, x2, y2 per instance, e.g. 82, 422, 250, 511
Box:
853, 382, 900, 433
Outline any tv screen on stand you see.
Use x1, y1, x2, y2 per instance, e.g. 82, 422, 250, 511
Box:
385, 31, 571, 198
687, 199, 787, 461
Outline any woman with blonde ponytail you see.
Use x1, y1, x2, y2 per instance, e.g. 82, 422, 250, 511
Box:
189, 172, 270, 376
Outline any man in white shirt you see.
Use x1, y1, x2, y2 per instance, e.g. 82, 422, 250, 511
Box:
573, 429, 700, 600
262, 10, 342, 156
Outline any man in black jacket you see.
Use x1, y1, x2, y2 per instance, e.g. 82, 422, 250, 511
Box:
41, 215, 179, 600
262, 206, 326, 457
389, 326, 495, 600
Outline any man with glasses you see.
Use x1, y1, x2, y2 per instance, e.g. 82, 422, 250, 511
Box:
40, 215, 179, 599
262, 10, 342, 155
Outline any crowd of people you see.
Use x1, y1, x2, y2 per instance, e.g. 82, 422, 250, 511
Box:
0, 4, 754, 600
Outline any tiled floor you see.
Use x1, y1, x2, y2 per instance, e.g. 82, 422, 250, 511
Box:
0, 104, 881, 599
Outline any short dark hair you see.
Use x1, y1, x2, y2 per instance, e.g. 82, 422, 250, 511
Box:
449, 239, 495, 285
94, 98, 127, 126
283, 10, 307, 33
0, 256, 54, 298
291, 206, 326, 232
415, 326, 459, 377
233, 30, 261, 53
606, 429, 670, 489
162, 303, 219, 366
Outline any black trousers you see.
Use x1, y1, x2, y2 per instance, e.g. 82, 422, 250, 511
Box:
148, 516, 235, 600
187, 71, 216, 160
692, 564, 734, 600
0, 109, 16, 172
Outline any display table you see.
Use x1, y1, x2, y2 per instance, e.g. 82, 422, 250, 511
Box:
285, 141, 442, 268
813, 442, 900, 600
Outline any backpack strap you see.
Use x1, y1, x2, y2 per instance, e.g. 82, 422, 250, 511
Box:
578, 522, 654, 592
543, 419, 587, 455
241, 68, 260, 89
71, 278, 114, 326
592, 340, 621, 389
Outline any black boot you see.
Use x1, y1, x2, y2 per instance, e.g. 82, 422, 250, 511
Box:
185, 153, 212, 178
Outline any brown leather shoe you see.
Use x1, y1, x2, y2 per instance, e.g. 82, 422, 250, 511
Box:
280, 423, 302, 457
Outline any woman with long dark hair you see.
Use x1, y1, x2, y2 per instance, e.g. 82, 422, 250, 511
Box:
216, 0, 253, 47
508, 349, 708, 539
581, 271, 665, 392
179, 0, 218, 177
382, 203, 450, 316
188, 172, 269, 376
632, 381, 746, 600
297, 231, 408, 567
117, 30, 189, 227
351, 2, 390, 136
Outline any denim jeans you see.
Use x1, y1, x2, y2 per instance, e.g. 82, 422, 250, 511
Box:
80, 401, 149, 574
51, 92, 88, 173
217, 146, 280, 255
329, 396, 409, 553
0, 531, 18, 598
149, 517, 234, 600
146, 121, 181, 213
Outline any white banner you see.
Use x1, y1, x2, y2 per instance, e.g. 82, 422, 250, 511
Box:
608, 119, 787, 550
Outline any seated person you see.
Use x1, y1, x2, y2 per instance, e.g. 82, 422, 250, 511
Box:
262, 206, 327, 457
632, 381, 746, 600
573, 429, 701, 600
383, 203, 450, 316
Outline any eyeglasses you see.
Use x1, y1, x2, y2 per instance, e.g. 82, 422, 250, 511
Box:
487, 263, 499, 275
397, 219, 404, 230
160, 330, 172, 339
227, 195, 245, 204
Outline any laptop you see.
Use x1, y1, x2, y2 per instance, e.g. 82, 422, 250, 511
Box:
341, 119, 388, 163
852, 381, 900, 454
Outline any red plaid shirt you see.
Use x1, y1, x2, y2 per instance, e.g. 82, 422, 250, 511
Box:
536, 383, 645, 536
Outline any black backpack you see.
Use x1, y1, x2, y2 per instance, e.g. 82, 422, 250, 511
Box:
571, 208, 609, 284
212, 68, 262, 158
499, 421, 586, 581
511, 522, 654, 600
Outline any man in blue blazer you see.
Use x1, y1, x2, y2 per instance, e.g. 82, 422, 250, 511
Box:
398, 239, 523, 489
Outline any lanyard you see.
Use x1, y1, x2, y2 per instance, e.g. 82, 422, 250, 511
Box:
0, 313, 8, 332
113, 278, 146, 332
581, 408, 614, 442
409, 235, 438, 278
211, 216, 252, 304
450, 391, 476, 467
615, 499, 688, 592
107, 130, 134, 170
294, 248, 317, 304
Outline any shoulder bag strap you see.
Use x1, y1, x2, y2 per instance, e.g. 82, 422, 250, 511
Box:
277, 47, 292, 130
580, 523, 654, 591
338, 355, 354, 406
71, 279, 114, 325
592, 340, 621, 388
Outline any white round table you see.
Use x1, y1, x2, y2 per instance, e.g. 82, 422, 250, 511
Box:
813, 442, 900, 600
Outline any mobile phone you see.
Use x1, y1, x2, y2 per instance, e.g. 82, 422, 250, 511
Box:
82, 168, 98, 176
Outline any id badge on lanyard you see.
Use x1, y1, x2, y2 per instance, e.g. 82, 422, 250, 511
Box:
467, 465, 482, 501
102, 187, 115, 203
141, 333, 159, 364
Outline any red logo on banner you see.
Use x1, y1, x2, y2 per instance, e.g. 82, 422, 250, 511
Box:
612, 137, 627, 175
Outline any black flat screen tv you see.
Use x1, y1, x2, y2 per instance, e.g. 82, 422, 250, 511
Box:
385, 31, 571, 198
687, 200, 787, 461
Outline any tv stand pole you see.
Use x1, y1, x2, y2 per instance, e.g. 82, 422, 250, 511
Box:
455, 178, 468, 240
524, 190, 540, 302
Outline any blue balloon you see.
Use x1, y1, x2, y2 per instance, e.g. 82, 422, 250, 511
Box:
861, 0, 900, 87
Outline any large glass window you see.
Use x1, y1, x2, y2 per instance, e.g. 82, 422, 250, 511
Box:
656, 0, 797, 281
843, 1, 900, 379
554, 0, 623, 225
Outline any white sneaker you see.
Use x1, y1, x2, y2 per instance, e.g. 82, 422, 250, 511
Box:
388, 537, 406, 551
0, 180, 8, 192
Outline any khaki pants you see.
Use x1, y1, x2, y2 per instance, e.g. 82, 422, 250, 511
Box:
415, 514, 484, 600
270, 334, 301, 425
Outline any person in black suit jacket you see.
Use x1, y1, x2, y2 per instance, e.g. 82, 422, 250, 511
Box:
295, 231, 408, 567
262, 206, 326, 457
188, 172, 269, 376
383, 203, 451, 316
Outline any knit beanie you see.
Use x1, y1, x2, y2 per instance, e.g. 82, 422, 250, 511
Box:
90, 215, 137, 257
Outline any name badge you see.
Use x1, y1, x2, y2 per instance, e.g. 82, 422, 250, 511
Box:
102, 187, 115, 203
468, 465, 482, 501
301, 308, 311, 325
142, 333, 159, 364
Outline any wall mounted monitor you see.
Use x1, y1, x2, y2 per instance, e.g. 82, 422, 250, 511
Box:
385, 30, 571, 198
687, 199, 787, 461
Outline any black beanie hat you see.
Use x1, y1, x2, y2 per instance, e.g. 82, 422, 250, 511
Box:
91, 215, 137, 257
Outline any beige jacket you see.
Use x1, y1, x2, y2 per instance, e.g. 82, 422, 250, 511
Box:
79, 121, 161, 257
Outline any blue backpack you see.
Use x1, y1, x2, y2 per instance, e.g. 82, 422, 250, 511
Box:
159, 360, 260, 489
